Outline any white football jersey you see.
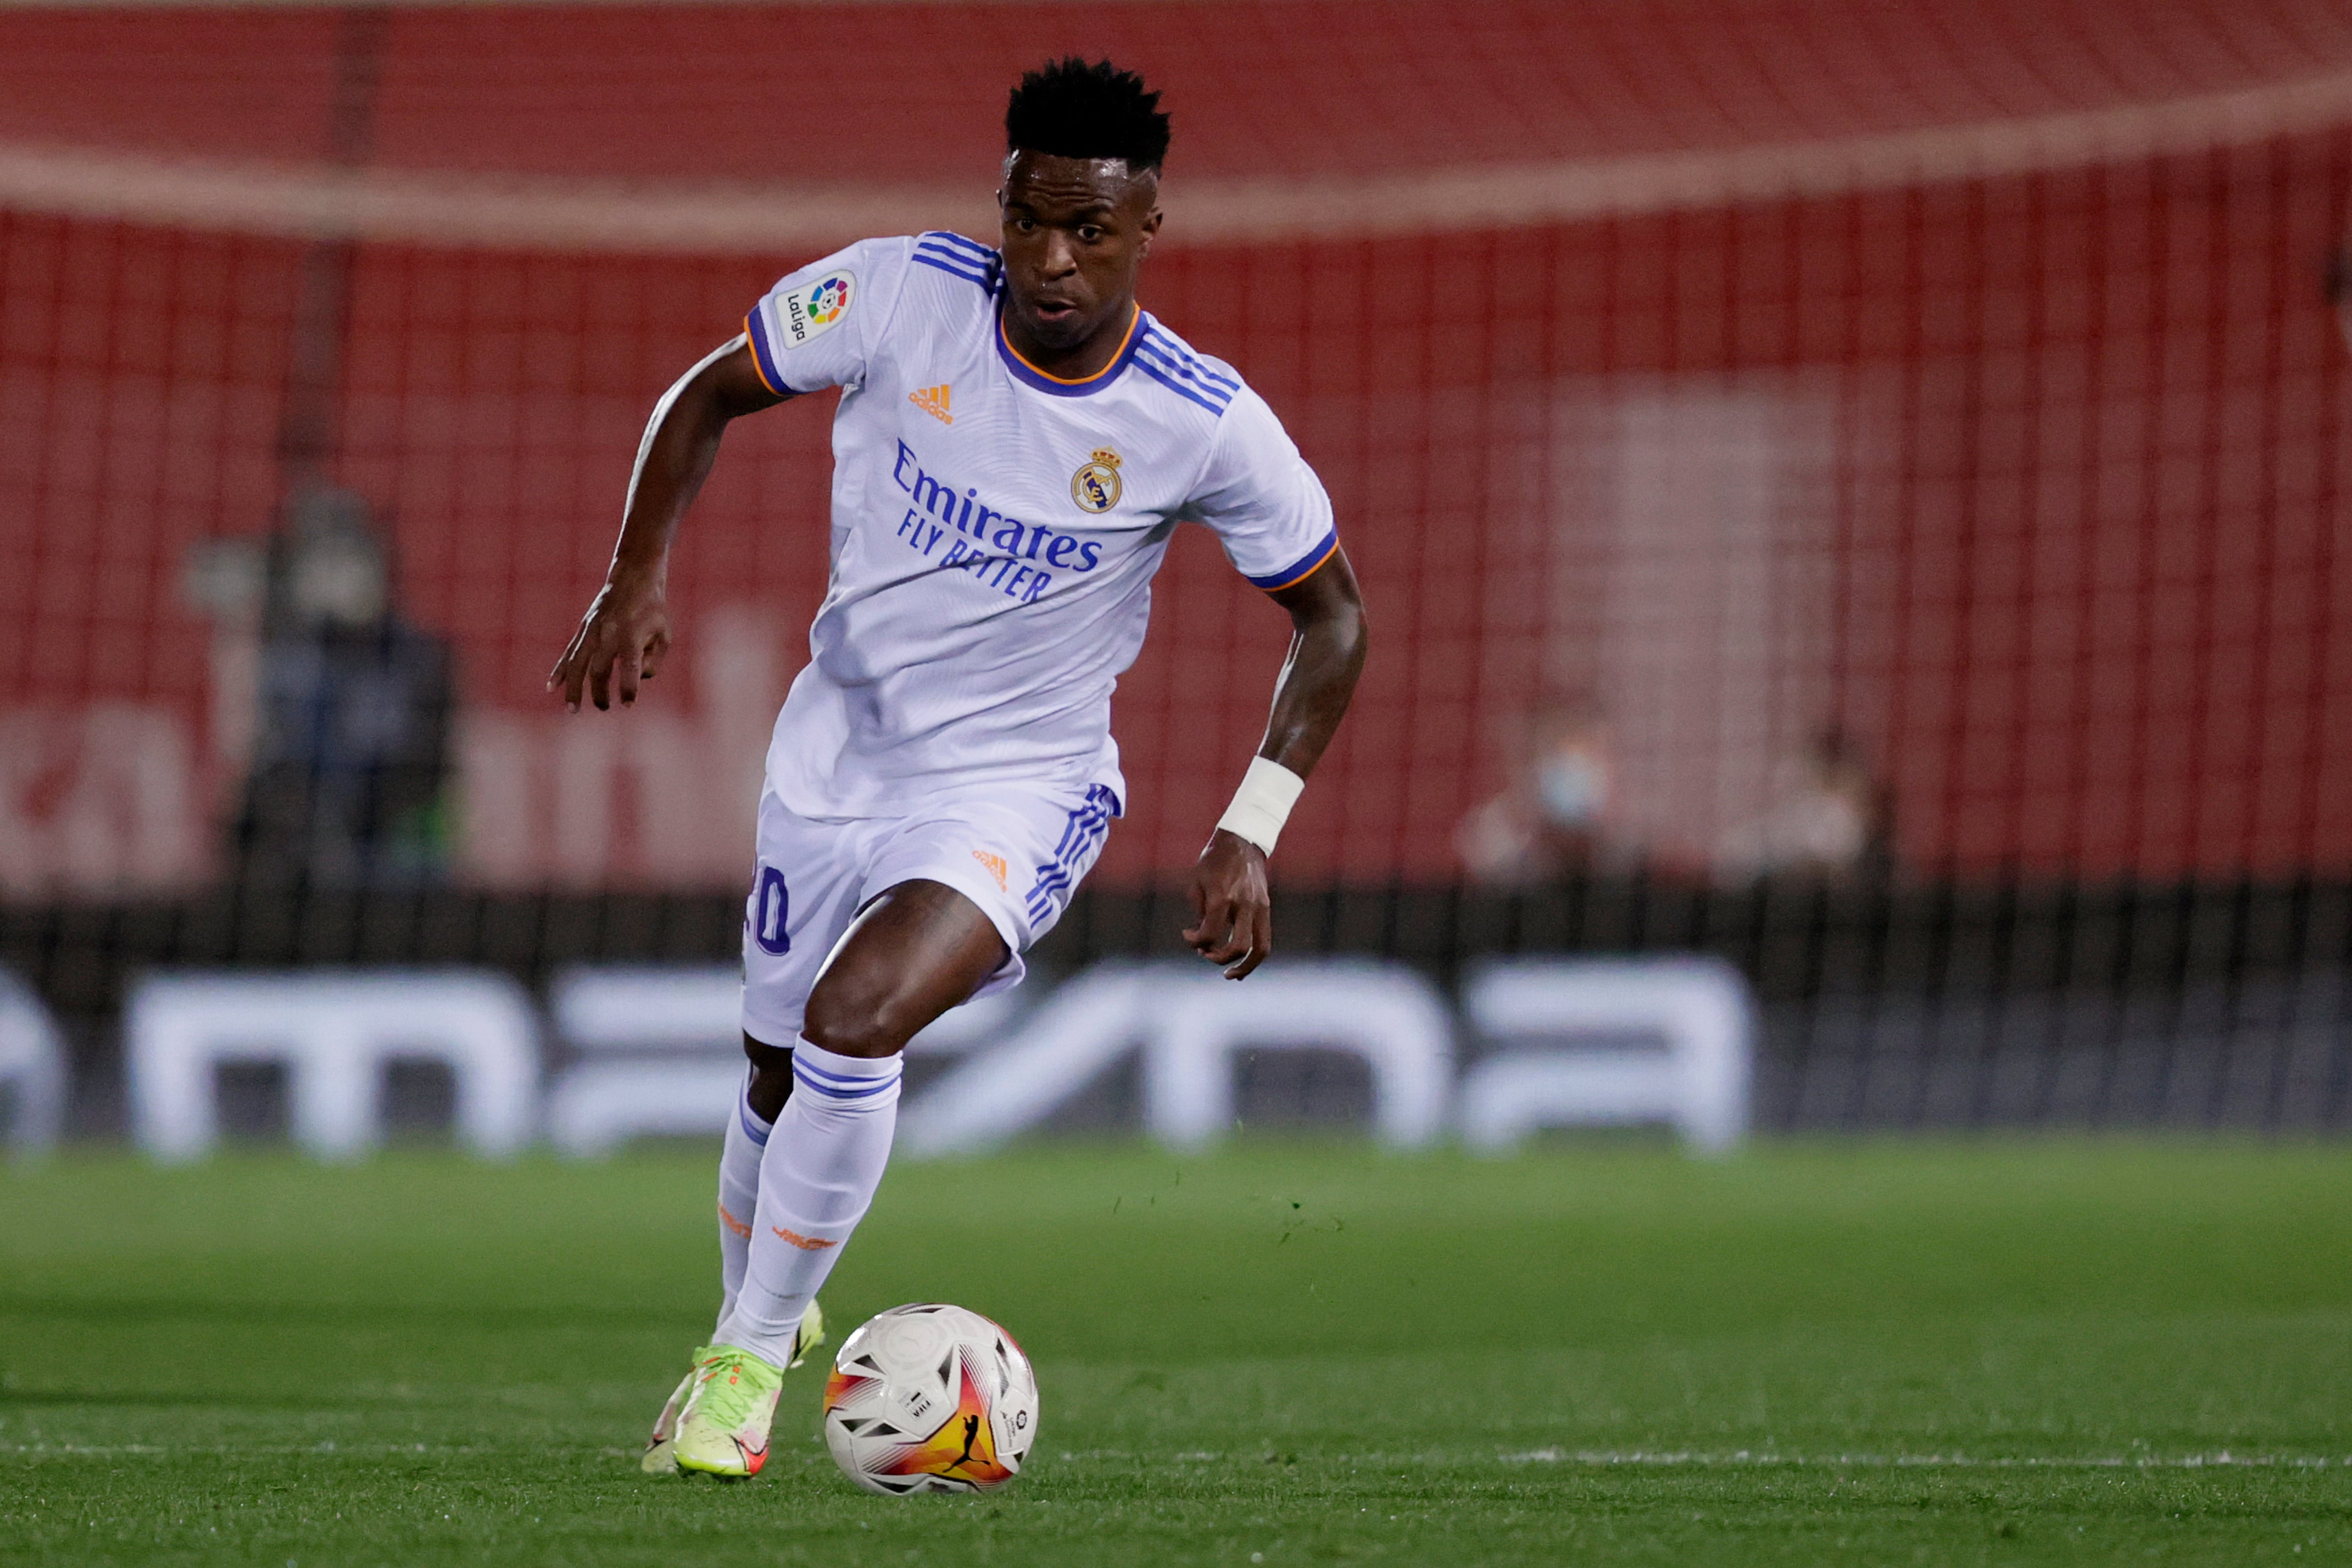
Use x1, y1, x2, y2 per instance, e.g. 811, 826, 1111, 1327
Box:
742, 231, 1338, 821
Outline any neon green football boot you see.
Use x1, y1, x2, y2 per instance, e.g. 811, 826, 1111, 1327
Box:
645, 1302, 825, 1477
671, 1346, 784, 1478
639, 1358, 704, 1475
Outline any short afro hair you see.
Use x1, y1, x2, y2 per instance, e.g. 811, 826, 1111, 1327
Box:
1005, 57, 1171, 173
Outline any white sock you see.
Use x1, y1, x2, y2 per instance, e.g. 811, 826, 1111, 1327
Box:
713, 1040, 902, 1366
714, 1070, 773, 1333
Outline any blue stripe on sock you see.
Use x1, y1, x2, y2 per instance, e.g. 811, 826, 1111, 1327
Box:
739, 1096, 772, 1147
791, 1061, 900, 1100
793, 1053, 901, 1090
791, 1073, 897, 1104
795, 1072, 894, 1100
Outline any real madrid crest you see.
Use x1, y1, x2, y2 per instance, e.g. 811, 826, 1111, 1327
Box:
1071, 449, 1123, 514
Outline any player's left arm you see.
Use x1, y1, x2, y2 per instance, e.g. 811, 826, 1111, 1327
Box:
1183, 549, 1368, 979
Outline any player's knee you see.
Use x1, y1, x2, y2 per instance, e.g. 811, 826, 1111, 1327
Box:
799, 979, 917, 1060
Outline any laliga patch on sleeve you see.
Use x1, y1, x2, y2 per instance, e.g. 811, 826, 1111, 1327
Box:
778, 270, 855, 349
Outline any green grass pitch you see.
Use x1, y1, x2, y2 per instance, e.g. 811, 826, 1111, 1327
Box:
3, 1140, 2349, 1565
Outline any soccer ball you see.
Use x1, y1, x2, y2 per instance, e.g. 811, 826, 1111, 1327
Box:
821, 1303, 1038, 1494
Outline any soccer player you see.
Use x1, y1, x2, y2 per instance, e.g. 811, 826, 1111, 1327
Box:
548, 58, 1366, 1479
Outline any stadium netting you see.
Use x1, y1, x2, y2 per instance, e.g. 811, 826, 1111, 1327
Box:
3, 0, 2350, 1131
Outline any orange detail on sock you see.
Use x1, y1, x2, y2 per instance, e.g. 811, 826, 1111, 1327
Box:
718, 1201, 751, 1239
771, 1225, 838, 1251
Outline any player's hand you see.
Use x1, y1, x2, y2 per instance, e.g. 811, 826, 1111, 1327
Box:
548, 563, 670, 711
1184, 828, 1272, 980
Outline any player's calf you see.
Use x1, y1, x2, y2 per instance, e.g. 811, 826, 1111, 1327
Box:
711, 1044, 903, 1362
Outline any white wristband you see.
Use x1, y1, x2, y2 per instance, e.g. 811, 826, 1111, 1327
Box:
1216, 756, 1306, 856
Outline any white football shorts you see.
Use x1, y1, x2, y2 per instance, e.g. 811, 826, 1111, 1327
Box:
739, 778, 1120, 1047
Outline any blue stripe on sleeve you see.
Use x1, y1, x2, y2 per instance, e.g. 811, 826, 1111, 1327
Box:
1141, 330, 1239, 390
1244, 528, 1340, 592
1134, 342, 1236, 414
913, 249, 999, 290
745, 310, 791, 396
1131, 355, 1229, 416
919, 230, 997, 261
913, 238, 993, 266
1144, 329, 1240, 393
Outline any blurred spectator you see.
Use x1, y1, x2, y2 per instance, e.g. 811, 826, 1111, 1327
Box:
223, 488, 455, 886
1721, 727, 1892, 881
1458, 697, 1624, 884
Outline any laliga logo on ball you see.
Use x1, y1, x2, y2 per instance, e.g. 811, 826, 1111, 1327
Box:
822, 1303, 1038, 1494
1071, 449, 1123, 514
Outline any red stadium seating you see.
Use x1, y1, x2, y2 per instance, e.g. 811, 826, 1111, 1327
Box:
4, 1, 2350, 890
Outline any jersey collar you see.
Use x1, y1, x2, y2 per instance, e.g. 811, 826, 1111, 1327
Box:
995, 303, 1142, 397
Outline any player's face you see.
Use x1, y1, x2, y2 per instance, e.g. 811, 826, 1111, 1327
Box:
997, 151, 1162, 358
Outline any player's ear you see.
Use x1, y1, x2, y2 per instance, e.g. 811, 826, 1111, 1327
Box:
1139, 204, 1163, 259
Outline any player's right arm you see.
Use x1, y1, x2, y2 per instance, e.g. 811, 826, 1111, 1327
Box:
547, 338, 785, 712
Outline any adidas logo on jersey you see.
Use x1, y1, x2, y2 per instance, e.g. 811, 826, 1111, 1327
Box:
910, 384, 954, 425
